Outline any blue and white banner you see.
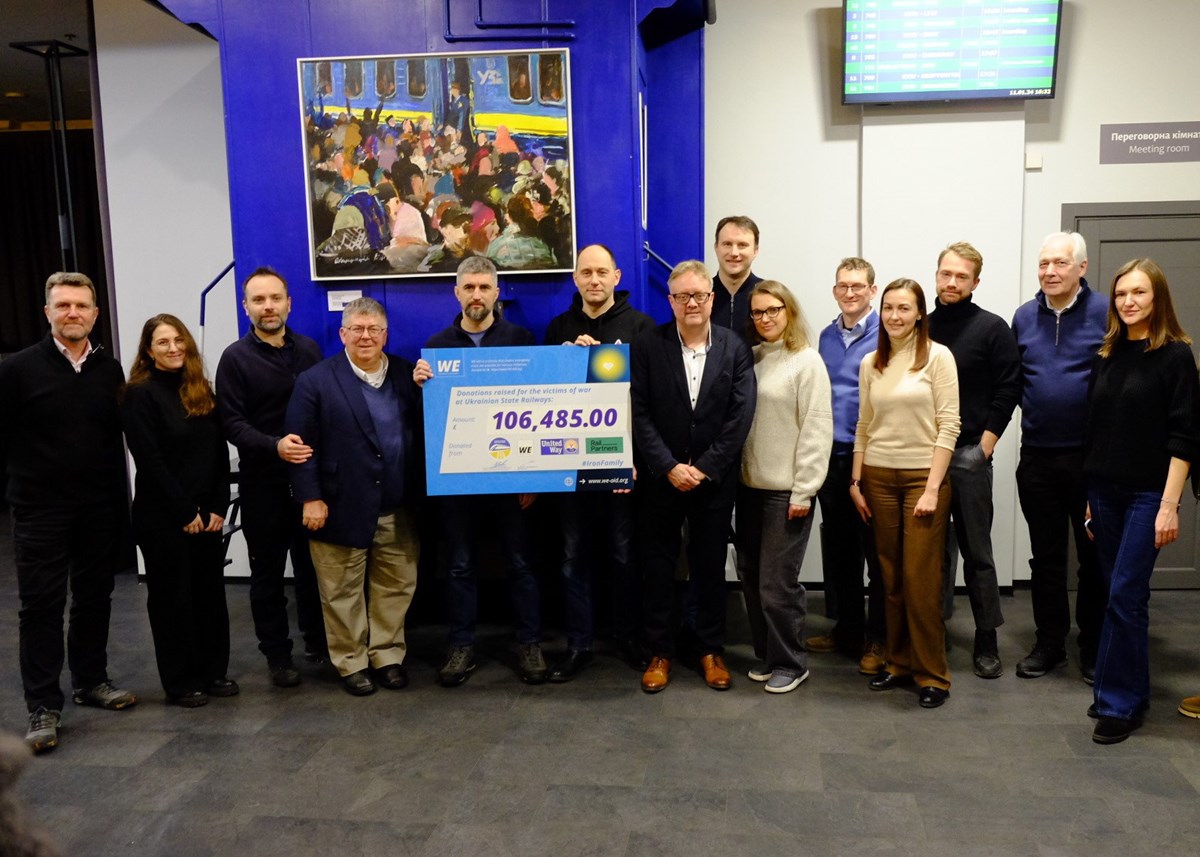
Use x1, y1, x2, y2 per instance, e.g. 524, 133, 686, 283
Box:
420, 344, 633, 495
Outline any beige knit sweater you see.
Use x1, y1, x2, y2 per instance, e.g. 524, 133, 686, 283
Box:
740, 341, 833, 508
854, 334, 960, 469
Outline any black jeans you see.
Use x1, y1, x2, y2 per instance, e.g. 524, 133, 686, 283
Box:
639, 478, 733, 657
557, 491, 639, 649
1016, 446, 1105, 661
941, 443, 1005, 631
814, 452, 885, 648
13, 502, 121, 712
239, 480, 328, 662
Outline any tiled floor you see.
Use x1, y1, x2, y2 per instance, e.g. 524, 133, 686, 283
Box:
3, 516, 1200, 856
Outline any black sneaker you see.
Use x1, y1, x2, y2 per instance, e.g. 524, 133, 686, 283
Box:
438, 645, 477, 687
1093, 715, 1139, 744
269, 660, 302, 688
973, 629, 1003, 679
25, 707, 60, 754
1015, 645, 1067, 678
517, 642, 548, 684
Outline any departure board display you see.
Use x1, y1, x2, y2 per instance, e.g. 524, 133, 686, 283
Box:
843, 0, 1063, 104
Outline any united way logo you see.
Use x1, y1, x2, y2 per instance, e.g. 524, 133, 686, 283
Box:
540, 438, 581, 455
489, 437, 512, 460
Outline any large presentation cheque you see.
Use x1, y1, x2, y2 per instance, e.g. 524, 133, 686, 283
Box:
421, 344, 634, 495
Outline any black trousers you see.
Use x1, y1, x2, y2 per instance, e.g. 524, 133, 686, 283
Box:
239, 480, 328, 662
639, 478, 733, 657
13, 502, 121, 712
137, 524, 230, 697
1016, 446, 1106, 661
815, 452, 885, 648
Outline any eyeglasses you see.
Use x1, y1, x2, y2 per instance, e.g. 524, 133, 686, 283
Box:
936, 270, 974, 284
344, 325, 386, 337
834, 283, 871, 295
667, 291, 713, 306
749, 305, 786, 321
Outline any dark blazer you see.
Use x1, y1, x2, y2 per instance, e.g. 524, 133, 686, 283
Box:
285, 351, 422, 549
630, 322, 756, 504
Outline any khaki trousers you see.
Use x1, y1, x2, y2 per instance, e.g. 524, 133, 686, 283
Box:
861, 465, 951, 690
308, 510, 418, 677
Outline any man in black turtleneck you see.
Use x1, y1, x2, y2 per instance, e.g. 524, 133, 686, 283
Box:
927, 242, 1021, 680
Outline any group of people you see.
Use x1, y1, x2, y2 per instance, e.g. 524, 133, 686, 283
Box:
305, 94, 571, 276
4, 220, 1200, 756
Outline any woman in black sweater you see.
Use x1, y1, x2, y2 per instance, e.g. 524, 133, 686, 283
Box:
1084, 259, 1200, 744
121, 314, 234, 707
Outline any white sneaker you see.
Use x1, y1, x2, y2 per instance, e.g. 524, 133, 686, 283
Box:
764, 670, 810, 694
747, 664, 771, 682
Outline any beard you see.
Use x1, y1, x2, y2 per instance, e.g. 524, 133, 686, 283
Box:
464, 304, 492, 323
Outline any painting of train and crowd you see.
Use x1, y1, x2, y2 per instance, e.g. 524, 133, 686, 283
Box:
299, 50, 575, 280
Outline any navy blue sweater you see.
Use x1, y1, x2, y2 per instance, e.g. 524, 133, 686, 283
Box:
424, 314, 536, 349
1011, 281, 1107, 448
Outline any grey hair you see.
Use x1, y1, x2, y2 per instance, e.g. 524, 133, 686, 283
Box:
456, 255, 498, 286
1040, 231, 1087, 264
341, 296, 387, 326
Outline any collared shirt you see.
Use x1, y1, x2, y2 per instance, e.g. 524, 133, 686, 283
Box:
52, 337, 93, 374
1047, 287, 1081, 317
346, 351, 388, 388
677, 326, 712, 410
838, 313, 872, 348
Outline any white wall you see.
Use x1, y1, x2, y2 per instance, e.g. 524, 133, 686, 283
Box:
93, 0, 247, 575
705, 0, 1200, 583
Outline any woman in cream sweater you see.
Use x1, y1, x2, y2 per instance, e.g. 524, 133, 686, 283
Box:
850, 279, 960, 708
738, 281, 833, 693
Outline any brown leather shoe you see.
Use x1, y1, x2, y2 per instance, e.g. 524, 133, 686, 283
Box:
859, 642, 886, 676
700, 654, 732, 690
641, 656, 671, 693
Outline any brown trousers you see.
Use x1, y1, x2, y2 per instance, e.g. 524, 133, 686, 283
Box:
862, 465, 952, 690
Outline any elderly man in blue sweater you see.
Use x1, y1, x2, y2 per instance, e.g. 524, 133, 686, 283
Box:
1011, 231, 1107, 682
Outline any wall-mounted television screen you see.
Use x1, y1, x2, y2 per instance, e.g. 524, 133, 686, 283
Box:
843, 0, 1063, 105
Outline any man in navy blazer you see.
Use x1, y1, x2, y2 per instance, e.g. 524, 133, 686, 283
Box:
286, 297, 422, 697
631, 259, 756, 693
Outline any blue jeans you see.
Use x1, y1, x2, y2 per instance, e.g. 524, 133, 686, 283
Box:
441, 495, 541, 646
1086, 481, 1160, 721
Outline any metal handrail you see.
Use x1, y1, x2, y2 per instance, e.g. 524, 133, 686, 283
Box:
198, 260, 235, 354
642, 241, 674, 272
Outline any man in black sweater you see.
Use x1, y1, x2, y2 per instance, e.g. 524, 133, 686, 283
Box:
0, 272, 137, 754
928, 242, 1022, 678
216, 267, 327, 688
413, 256, 545, 687
543, 244, 654, 680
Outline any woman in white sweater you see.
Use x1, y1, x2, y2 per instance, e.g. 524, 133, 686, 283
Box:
737, 280, 833, 693
850, 279, 960, 708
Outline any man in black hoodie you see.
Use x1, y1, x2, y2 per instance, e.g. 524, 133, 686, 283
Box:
543, 244, 654, 680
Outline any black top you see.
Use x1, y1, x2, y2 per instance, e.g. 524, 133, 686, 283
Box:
215, 328, 322, 483
543, 291, 655, 345
424, 314, 536, 348
1084, 338, 1200, 491
122, 367, 231, 530
0, 336, 127, 506
928, 296, 1021, 447
710, 271, 762, 345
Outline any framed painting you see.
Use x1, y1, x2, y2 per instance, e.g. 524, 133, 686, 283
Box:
298, 49, 575, 280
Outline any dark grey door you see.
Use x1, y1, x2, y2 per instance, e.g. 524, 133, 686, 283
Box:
1064, 201, 1200, 588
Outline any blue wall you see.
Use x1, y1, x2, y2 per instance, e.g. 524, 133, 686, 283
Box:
159, 0, 706, 360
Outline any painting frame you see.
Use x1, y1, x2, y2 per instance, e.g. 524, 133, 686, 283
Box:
298, 48, 576, 281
